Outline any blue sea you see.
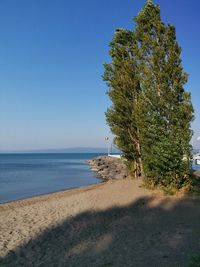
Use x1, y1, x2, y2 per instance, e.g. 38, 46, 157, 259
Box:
0, 153, 104, 204
194, 164, 200, 170
0, 153, 199, 204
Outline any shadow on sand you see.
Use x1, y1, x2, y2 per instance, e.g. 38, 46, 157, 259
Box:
1, 196, 200, 267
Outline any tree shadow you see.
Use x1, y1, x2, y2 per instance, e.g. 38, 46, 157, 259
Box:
1, 196, 200, 267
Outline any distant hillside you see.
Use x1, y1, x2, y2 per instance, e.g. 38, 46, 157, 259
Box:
0, 147, 121, 154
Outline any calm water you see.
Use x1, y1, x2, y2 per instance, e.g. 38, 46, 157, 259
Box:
0, 153, 104, 204
194, 164, 200, 170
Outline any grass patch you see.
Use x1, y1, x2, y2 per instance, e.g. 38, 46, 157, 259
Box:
188, 254, 200, 267
185, 175, 200, 196
161, 186, 177, 196
142, 172, 200, 197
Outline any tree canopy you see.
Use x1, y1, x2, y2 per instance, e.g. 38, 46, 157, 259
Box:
103, 0, 194, 188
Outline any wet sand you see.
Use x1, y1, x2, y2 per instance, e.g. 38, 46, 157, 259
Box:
0, 178, 200, 266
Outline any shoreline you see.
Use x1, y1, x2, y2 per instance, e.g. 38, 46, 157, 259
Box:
0, 181, 104, 208
1, 154, 199, 207
0, 155, 126, 206
0, 178, 144, 257
0, 153, 103, 205
1, 178, 200, 266
0, 181, 108, 211
1, 156, 200, 266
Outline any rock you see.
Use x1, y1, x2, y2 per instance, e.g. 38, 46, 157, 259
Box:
86, 156, 129, 181
91, 168, 99, 172
194, 170, 200, 177
114, 175, 123, 180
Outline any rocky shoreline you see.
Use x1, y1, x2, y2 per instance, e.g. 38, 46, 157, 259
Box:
87, 156, 129, 181
194, 170, 200, 177
87, 156, 200, 182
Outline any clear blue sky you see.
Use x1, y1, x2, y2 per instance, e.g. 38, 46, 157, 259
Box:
0, 0, 199, 150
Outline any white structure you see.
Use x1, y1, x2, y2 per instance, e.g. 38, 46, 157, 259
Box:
105, 136, 121, 158
105, 137, 110, 156
108, 154, 121, 159
193, 153, 200, 165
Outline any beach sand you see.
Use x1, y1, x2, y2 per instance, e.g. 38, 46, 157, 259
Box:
0, 178, 200, 266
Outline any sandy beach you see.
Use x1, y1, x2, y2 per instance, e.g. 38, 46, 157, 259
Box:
0, 178, 200, 266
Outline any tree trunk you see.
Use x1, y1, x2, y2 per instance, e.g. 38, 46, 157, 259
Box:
136, 141, 144, 178
131, 160, 138, 179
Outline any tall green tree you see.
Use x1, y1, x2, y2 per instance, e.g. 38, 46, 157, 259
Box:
103, 0, 194, 187
135, 0, 194, 187
103, 29, 143, 178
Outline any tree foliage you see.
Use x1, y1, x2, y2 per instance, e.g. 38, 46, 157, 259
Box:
103, 29, 143, 178
103, 0, 194, 187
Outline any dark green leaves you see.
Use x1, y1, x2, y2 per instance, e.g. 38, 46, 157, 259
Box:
103, 0, 194, 187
